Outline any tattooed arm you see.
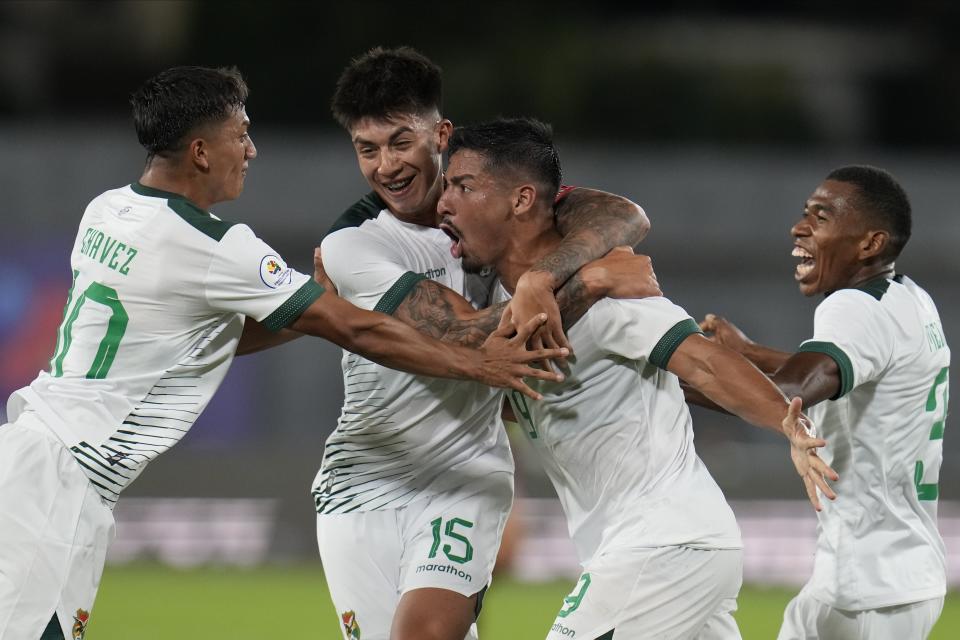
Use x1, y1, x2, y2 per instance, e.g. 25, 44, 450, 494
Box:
509, 187, 655, 351
392, 251, 634, 348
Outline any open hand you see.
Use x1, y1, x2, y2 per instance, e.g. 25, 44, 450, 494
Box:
783, 396, 839, 511
482, 312, 567, 400
583, 246, 661, 299
503, 272, 570, 372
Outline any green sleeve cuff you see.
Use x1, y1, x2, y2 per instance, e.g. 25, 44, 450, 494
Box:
798, 340, 855, 399
262, 280, 325, 332
649, 318, 702, 370
374, 272, 427, 315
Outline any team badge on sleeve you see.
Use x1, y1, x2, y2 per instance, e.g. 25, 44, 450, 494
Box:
340, 610, 361, 638
72, 609, 90, 639
259, 254, 294, 288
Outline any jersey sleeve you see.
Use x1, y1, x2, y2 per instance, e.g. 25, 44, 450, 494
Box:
587, 297, 702, 368
204, 224, 324, 332
321, 227, 425, 313
797, 289, 894, 399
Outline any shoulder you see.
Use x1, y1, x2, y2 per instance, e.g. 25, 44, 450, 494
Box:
326, 192, 386, 237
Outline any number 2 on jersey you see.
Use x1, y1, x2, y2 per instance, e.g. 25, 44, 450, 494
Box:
50, 271, 129, 379
915, 366, 948, 501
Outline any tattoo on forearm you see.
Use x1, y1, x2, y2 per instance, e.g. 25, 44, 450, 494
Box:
554, 271, 596, 331
396, 280, 506, 348
535, 189, 645, 285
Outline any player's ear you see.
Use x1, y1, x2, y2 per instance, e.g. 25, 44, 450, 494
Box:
513, 184, 537, 216
436, 119, 453, 153
860, 229, 889, 260
188, 137, 210, 172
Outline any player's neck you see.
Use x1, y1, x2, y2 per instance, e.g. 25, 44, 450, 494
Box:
139, 159, 219, 211
499, 226, 563, 295
838, 261, 896, 293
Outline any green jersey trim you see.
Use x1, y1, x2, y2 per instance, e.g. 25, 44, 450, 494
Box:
262, 280, 325, 332
130, 182, 188, 200
798, 340, 855, 399
326, 191, 386, 237
649, 319, 702, 370
855, 275, 893, 301
374, 271, 427, 315
131, 182, 236, 241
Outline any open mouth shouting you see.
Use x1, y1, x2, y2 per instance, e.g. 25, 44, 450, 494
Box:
793, 245, 815, 281
439, 217, 464, 259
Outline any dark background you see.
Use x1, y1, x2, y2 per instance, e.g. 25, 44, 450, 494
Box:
1, 0, 957, 558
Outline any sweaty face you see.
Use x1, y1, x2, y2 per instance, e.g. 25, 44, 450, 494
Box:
791, 179, 871, 296
350, 113, 448, 224
437, 150, 513, 274
205, 106, 256, 203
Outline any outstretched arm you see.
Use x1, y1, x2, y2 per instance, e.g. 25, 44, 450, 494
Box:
290, 290, 565, 400
668, 333, 838, 510
697, 313, 841, 406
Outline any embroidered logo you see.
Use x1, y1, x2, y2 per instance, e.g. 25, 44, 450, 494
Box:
72, 609, 90, 639
341, 610, 361, 639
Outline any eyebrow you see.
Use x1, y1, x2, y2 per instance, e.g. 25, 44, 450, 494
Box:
353, 126, 415, 146
447, 174, 475, 185
805, 201, 832, 213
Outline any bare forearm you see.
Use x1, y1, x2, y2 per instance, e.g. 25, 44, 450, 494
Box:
394, 280, 507, 348
680, 381, 732, 415
292, 296, 478, 380
741, 343, 793, 375
537, 188, 649, 288
236, 319, 302, 356
671, 337, 790, 435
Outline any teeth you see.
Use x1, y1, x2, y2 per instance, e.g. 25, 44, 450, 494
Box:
792, 246, 813, 259
796, 261, 815, 278
385, 178, 412, 192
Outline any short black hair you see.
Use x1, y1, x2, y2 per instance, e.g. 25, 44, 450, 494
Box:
826, 165, 912, 260
448, 117, 561, 198
331, 46, 442, 130
130, 66, 248, 159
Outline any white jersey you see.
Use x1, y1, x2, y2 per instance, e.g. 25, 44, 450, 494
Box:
6, 183, 323, 507
506, 294, 742, 563
797, 275, 948, 610
312, 205, 509, 515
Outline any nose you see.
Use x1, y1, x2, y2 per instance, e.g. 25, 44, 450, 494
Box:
246, 136, 257, 159
377, 148, 401, 177
791, 217, 809, 238
437, 189, 452, 216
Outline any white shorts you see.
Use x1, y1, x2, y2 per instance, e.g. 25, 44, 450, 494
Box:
317, 471, 513, 640
0, 412, 115, 640
546, 546, 743, 640
778, 588, 944, 640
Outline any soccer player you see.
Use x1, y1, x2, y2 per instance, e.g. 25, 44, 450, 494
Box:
698, 166, 948, 640
0, 66, 565, 640
437, 117, 838, 639
314, 47, 659, 640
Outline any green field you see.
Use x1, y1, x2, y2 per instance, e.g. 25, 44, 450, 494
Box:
87, 564, 959, 638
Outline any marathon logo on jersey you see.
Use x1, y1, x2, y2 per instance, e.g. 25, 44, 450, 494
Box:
72, 608, 90, 639
551, 621, 577, 637
415, 562, 473, 582
259, 254, 294, 289
340, 610, 361, 639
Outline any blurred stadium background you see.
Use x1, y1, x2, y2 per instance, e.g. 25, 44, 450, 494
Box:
1, 1, 958, 637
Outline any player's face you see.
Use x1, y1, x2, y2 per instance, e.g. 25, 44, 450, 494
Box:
350, 113, 451, 224
791, 179, 871, 296
205, 106, 256, 203
437, 150, 512, 274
